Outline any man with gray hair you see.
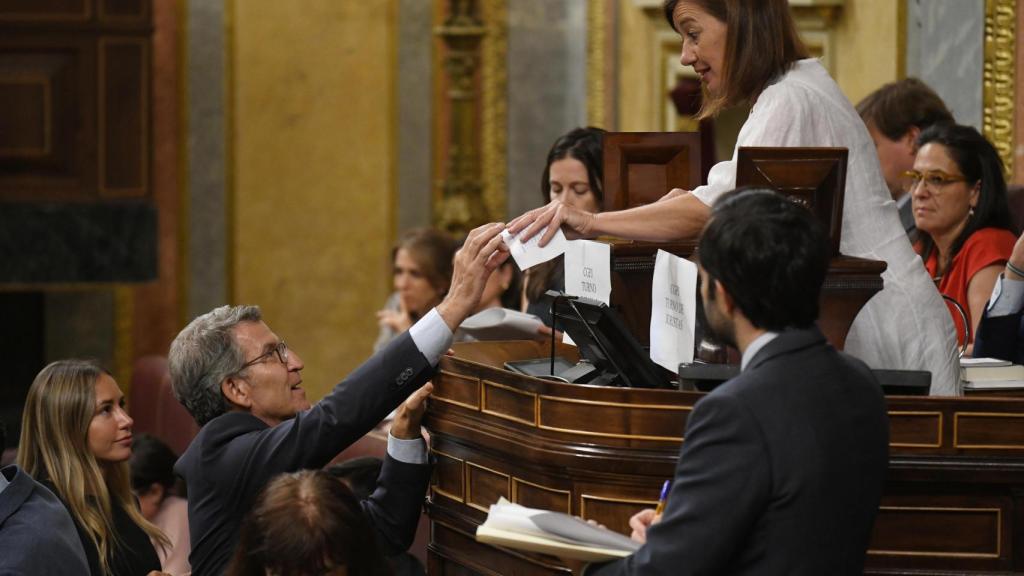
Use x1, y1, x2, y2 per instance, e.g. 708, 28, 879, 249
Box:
171, 223, 509, 576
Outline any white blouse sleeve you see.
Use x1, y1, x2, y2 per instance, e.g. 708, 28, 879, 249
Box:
691, 83, 821, 206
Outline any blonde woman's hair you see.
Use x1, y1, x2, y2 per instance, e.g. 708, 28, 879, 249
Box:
17, 359, 168, 573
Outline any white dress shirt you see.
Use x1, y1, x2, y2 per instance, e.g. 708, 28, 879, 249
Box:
691, 59, 960, 395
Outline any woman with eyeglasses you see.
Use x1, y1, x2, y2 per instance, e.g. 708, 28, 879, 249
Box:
18, 359, 171, 576
909, 123, 1015, 352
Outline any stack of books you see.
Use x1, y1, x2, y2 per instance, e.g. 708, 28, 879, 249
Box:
961, 357, 1024, 391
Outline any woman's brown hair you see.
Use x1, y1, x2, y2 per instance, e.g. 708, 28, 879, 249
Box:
227, 470, 392, 576
663, 0, 809, 118
392, 227, 458, 297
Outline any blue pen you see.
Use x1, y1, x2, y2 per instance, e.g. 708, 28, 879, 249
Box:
654, 480, 671, 515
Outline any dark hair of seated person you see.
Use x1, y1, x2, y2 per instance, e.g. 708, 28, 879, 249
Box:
227, 469, 392, 576
699, 188, 829, 331
129, 433, 179, 494
914, 123, 1014, 268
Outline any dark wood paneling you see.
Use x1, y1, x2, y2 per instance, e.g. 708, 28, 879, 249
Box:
0, 80, 47, 154
603, 132, 702, 211
466, 462, 510, 512
0, 0, 91, 21
513, 479, 570, 514
99, 0, 146, 21
430, 344, 1024, 575
99, 37, 146, 196
433, 450, 466, 503
482, 380, 536, 425
0, 42, 92, 196
955, 412, 1024, 449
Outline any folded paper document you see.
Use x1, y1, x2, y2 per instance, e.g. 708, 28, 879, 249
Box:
501, 228, 568, 270
476, 498, 639, 561
458, 308, 544, 341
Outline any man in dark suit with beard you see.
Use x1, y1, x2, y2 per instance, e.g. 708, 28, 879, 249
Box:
582, 189, 889, 576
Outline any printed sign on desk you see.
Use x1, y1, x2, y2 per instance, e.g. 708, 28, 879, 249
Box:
563, 240, 611, 304
563, 240, 612, 346
650, 249, 697, 373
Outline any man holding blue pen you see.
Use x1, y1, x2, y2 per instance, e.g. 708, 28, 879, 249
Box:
578, 189, 889, 575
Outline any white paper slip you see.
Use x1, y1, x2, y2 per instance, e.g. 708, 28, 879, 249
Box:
563, 240, 612, 304
501, 228, 568, 270
649, 249, 697, 373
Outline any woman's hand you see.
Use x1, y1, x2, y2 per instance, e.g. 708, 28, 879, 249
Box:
535, 324, 564, 341
377, 298, 414, 334
507, 200, 598, 247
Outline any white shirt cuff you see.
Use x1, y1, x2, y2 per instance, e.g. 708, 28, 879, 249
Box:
988, 274, 1024, 317
408, 307, 453, 366
387, 432, 429, 465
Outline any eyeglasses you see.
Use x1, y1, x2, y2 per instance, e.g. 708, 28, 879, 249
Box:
901, 170, 968, 194
238, 341, 289, 372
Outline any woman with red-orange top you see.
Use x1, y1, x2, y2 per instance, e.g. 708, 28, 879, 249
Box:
910, 123, 1016, 353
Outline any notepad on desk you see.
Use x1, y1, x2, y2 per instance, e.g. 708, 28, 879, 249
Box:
476, 498, 639, 562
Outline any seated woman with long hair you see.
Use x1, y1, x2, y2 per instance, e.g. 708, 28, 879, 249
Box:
18, 359, 169, 576
227, 469, 392, 576
910, 123, 1016, 353
522, 126, 605, 328
375, 227, 459, 352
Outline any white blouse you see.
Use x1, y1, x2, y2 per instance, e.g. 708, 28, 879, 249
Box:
692, 58, 960, 395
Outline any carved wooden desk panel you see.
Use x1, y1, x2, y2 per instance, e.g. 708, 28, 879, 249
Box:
426, 341, 1024, 575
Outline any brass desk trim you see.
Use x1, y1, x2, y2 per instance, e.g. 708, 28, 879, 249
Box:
887, 411, 944, 449
868, 506, 1002, 559
430, 449, 466, 503
482, 379, 539, 426
465, 461, 511, 513
537, 394, 690, 442
953, 411, 1024, 450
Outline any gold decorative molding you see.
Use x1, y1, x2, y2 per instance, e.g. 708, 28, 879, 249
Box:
587, 0, 607, 128
887, 410, 943, 449
479, 0, 507, 222
434, 0, 490, 234
983, 0, 1015, 177
869, 506, 1002, 558
954, 411, 1024, 450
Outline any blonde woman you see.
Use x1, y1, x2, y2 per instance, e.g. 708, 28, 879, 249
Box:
18, 359, 171, 576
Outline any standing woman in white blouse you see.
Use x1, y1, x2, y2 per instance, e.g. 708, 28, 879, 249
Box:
509, 0, 960, 394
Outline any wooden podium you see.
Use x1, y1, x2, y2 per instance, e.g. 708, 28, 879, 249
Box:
425, 342, 1024, 575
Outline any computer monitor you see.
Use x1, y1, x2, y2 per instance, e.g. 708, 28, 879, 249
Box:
551, 295, 670, 389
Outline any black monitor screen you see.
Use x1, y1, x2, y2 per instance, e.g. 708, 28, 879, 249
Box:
552, 295, 669, 389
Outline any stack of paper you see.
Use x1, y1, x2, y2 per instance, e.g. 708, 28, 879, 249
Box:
458, 308, 544, 341
476, 498, 639, 561
960, 358, 1024, 390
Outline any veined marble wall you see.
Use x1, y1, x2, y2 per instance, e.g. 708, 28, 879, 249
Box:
506, 0, 588, 219
906, 0, 984, 129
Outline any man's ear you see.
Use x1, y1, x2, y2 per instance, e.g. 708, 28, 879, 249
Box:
221, 377, 252, 410
714, 279, 737, 316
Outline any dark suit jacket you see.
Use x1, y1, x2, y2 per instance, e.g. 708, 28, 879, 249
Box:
588, 328, 889, 576
0, 465, 90, 576
973, 307, 1024, 364
176, 332, 435, 576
